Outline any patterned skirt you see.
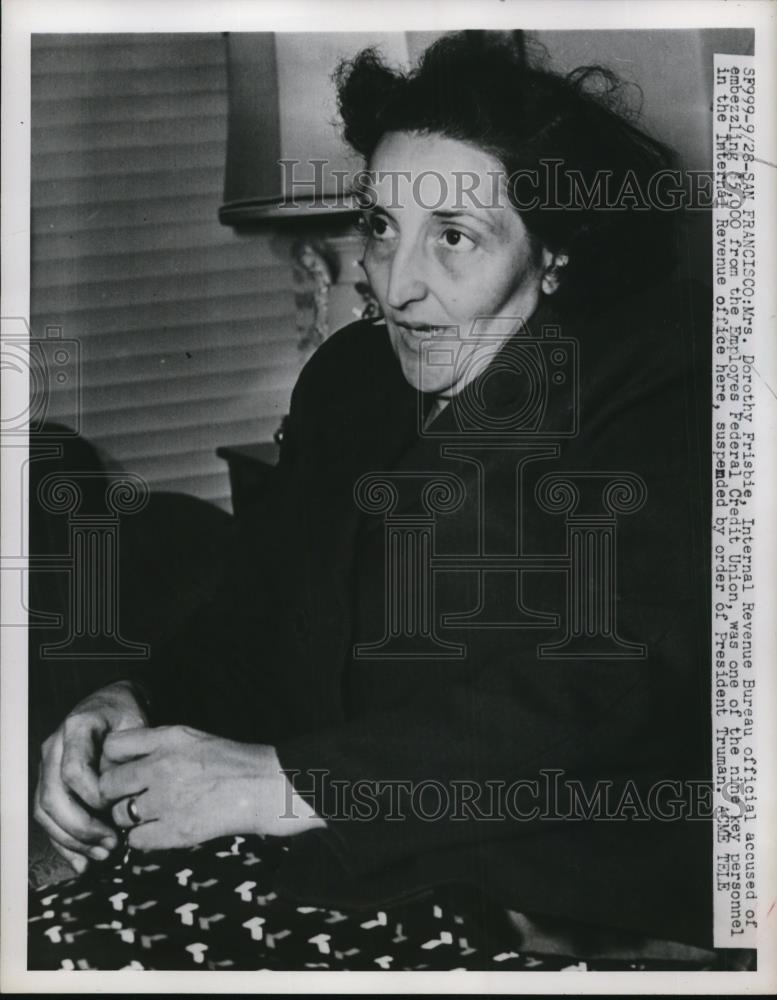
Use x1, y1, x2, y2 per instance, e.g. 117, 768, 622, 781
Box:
28, 833, 716, 972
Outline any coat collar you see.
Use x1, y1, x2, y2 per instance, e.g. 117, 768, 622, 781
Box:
353, 297, 563, 445
318, 299, 565, 539
372, 296, 563, 458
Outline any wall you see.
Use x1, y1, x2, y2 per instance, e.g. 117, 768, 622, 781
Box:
31, 34, 304, 511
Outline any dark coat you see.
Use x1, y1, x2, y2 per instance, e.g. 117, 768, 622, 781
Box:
138, 277, 713, 948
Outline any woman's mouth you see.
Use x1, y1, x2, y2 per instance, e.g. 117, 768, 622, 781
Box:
393, 320, 450, 336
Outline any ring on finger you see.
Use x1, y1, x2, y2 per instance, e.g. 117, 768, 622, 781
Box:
126, 796, 142, 826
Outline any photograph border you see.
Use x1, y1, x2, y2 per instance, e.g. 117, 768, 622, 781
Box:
3, 0, 776, 994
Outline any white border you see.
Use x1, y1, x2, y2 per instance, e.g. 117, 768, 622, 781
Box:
2, 0, 776, 994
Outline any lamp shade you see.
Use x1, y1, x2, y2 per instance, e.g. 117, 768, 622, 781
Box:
220, 32, 411, 225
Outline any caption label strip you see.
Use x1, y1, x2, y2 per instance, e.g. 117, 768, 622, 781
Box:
712, 52, 757, 950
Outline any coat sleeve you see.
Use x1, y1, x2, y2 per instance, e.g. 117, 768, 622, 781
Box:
124, 464, 290, 736
273, 608, 706, 880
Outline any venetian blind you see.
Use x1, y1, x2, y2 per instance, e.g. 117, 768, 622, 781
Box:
31, 33, 301, 511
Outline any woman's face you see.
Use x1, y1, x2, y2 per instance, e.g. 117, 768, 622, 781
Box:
360, 130, 552, 395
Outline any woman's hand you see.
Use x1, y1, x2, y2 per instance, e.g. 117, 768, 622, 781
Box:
34, 680, 149, 874
98, 725, 324, 850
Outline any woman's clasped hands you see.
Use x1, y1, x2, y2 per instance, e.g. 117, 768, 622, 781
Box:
98, 724, 324, 850
35, 681, 325, 876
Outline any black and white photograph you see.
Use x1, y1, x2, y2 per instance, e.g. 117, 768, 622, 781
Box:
2, 0, 775, 992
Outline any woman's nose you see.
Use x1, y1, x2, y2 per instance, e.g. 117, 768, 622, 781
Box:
385, 240, 428, 311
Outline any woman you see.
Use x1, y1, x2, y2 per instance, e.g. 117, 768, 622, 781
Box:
29, 32, 714, 970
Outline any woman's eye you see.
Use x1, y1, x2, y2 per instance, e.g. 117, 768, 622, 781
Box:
439, 228, 475, 250
361, 214, 393, 239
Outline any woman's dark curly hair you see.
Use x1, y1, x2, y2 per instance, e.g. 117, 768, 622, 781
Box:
335, 31, 681, 317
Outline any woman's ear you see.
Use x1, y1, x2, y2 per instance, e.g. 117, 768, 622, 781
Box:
540, 250, 569, 296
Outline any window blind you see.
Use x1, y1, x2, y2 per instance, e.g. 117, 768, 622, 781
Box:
31, 33, 301, 511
